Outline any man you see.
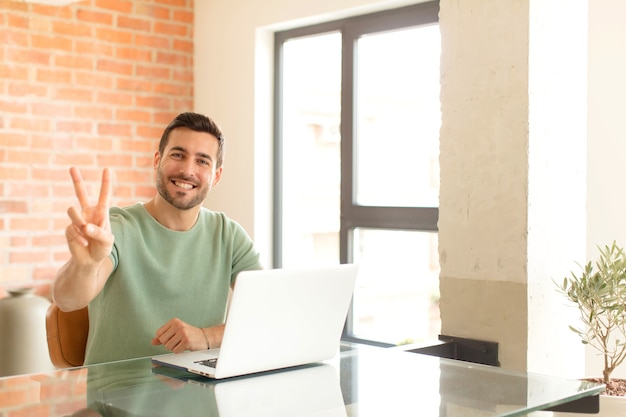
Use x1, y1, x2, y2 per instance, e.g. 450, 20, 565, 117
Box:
53, 112, 262, 365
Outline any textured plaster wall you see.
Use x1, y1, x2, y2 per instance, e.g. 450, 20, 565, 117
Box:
438, 0, 587, 375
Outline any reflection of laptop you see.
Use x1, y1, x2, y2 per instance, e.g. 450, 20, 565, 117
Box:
155, 364, 348, 417
210, 364, 347, 417
151, 264, 358, 379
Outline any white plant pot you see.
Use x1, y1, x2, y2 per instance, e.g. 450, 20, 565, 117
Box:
550, 394, 626, 417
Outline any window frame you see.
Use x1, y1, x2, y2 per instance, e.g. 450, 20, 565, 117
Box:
274, 1, 440, 346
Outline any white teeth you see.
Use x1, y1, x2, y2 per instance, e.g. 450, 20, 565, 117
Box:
174, 181, 193, 189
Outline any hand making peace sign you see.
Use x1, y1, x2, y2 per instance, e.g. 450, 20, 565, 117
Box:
65, 167, 115, 266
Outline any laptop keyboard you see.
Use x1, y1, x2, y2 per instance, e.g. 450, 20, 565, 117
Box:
195, 358, 218, 368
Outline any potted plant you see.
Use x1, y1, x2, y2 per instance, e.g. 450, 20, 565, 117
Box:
556, 241, 626, 411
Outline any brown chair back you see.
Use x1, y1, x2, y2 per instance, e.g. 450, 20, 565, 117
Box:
45, 303, 89, 368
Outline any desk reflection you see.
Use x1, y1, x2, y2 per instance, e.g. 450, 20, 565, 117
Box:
86, 360, 345, 417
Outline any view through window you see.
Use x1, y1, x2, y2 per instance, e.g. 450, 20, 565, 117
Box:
276, 3, 441, 346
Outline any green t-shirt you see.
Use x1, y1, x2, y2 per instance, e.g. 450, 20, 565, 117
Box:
84, 203, 262, 365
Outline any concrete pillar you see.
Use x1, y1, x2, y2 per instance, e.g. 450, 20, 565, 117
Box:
438, 0, 587, 376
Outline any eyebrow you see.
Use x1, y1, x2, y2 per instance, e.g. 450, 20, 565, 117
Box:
169, 146, 213, 162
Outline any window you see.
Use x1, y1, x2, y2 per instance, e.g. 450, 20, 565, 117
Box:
274, 2, 440, 346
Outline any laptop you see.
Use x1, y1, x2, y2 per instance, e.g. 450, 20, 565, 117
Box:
151, 264, 358, 379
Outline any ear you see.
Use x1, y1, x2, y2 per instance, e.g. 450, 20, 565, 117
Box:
153, 151, 160, 170
212, 166, 223, 187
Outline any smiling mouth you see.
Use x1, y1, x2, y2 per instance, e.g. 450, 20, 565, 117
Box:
173, 180, 195, 190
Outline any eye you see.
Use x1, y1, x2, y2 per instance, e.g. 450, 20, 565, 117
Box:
198, 159, 211, 167
170, 152, 184, 159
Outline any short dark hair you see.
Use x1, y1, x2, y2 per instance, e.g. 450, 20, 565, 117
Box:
158, 112, 225, 168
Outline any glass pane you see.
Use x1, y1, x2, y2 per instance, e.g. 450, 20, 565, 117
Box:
281, 32, 342, 267
355, 25, 441, 207
352, 228, 440, 345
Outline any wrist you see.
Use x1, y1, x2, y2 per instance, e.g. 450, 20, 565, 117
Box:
201, 327, 210, 349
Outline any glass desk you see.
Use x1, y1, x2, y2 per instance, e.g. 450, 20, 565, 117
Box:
0, 343, 604, 417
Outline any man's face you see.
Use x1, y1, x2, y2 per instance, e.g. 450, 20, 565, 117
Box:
154, 127, 223, 210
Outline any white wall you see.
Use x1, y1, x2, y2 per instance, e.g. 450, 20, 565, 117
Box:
194, 0, 423, 267
586, 0, 626, 378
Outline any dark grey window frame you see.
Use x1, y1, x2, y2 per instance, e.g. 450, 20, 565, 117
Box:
274, 1, 440, 346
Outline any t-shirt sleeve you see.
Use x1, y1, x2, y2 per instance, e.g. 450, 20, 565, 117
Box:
229, 220, 263, 284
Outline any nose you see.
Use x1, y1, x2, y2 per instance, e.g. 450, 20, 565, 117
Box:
178, 158, 195, 178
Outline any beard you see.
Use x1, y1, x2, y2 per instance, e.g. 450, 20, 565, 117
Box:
156, 166, 209, 210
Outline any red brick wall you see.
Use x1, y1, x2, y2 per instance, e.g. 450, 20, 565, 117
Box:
0, 0, 194, 296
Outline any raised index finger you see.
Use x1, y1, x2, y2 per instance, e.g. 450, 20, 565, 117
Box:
69, 167, 89, 210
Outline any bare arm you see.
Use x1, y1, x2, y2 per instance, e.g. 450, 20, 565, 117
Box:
52, 168, 115, 311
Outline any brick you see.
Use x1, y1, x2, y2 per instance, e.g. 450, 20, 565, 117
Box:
31, 4, 73, 19
96, 27, 133, 44
54, 54, 94, 70
117, 15, 151, 32
153, 81, 192, 96
11, 235, 30, 247
136, 125, 164, 139
10, 250, 49, 263
0, 64, 29, 80
156, 0, 188, 7
7, 13, 28, 29
4, 183, 50, 199
75, 136, 114, 151
0, 166, 26, 180
31, 102, 72, 118
0, 29, 28, 46
172, 68, 193, 83
75, 71, 115, 89
76, 9, 113, 25
31, 134, 74, 150
96, 90, 133, 106
156, 51, 190, 66
173, 10, 193, 24
135, 33, 170, 49
31, 34, 74, 51
74, 105, 114, 120
173, 39, 193, 54
10, 117, 53, 132
95, 0, 132, 13
55, 87, 94, 102
119, 138, 154, 152
97, 58, 134, 75
98, 122, 131, 136
10, 218, 50, 231
6, 47, 51, 65
32, 168, 72, 183
75, 39, 114, 57
117, 76, 152, 92
5, 149, 50, 165
0, 200, 28, 214
154, 21, 188, 37
136, 65, 170, 80
53, 20, 93, 38
7, 82, 48, 97
36, 67, 73, 84
116, 109, 151, 123
55, 120, 94, 133
0, 133, 28, 148
52, 153, 96, 166
117, 168, 152, 183
136, 94, 171, 110
98, 153, 133, 167
116, 46, 152, 62
134, 3, 170, 20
